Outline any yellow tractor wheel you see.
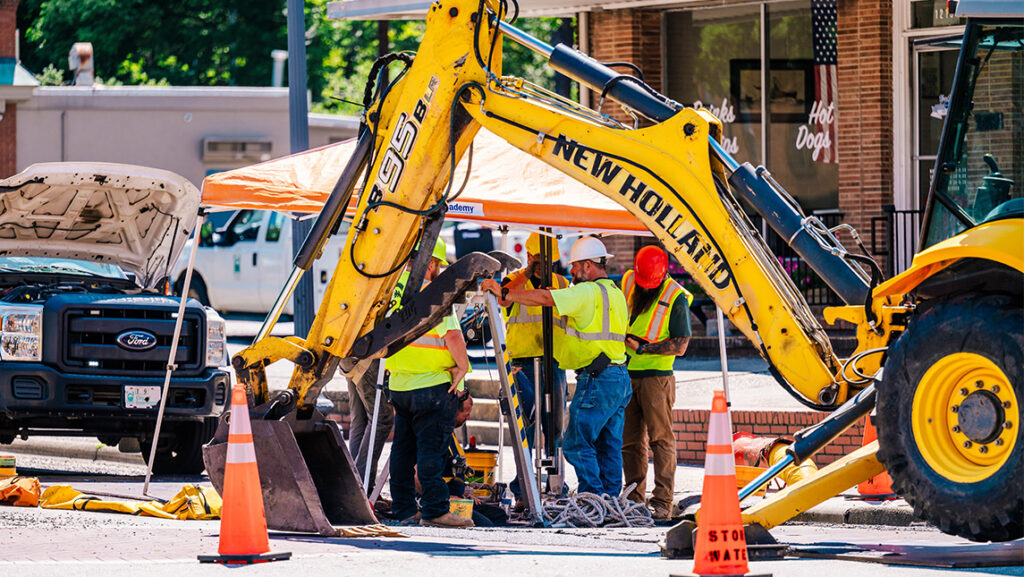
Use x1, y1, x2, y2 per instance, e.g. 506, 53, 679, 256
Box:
876, 293, 1023, 542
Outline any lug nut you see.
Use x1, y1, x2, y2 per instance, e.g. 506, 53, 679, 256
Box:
996, 439, 1005, 446
952, 425, 961, 433
979, 446, 989, 454
960, 388, 969, 396
1004, 401, 1012, 409
991, 385, 1000, 394
951, 405, 960, 413
976, 380, 984, 388
1004, 422, 1013, 430
963, 441, 973, 448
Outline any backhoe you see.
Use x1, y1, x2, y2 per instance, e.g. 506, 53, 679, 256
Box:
203, 0, 1022, 550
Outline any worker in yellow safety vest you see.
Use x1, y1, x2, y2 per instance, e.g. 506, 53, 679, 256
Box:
620, 245, 692, 520
494, 233, 569, 504
482, 236, 631, 496
386, 237, 473, 528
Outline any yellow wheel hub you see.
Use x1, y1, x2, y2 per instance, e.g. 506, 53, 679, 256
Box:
913, 353, 1017, 483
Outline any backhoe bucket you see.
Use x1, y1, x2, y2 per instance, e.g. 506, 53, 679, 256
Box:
203, 408, 377, 536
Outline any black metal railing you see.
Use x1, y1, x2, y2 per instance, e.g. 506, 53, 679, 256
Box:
871, 205, 924, 276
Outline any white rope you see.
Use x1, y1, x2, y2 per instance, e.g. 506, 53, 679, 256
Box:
540, 483, 654, 528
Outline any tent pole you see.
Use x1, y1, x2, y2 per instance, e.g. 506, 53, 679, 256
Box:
144, 213, 204, 497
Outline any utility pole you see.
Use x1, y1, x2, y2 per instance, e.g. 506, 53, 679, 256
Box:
287, 0, 314, 338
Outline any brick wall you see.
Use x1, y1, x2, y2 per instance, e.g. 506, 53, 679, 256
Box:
0, 104, 14, 178
585, 10, 663, 124
1, 0, 18, 178
673, 409, 867, 467
583, 9, 664, 271
836, 0, 894, 247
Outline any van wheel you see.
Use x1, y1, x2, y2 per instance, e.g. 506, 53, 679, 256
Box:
140, 418, 218, 475
176, 275, 210, 306
876, 293, 1023, 542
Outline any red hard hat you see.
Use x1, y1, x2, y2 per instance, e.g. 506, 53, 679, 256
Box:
634, 246, 668, 289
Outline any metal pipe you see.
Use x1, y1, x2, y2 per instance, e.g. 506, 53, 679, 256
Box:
254, 266, 304, 345
144, 214, 204, 497
497, 20, 554, 58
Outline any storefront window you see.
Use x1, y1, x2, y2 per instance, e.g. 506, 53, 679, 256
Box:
664, 6, 762, 165
665, 1, 839, 211
911, 0, 963, 29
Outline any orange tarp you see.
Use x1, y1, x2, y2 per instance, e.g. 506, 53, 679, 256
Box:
201, 129, 648, 234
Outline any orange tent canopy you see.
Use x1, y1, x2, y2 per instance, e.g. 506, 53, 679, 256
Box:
201, 129, 649, 235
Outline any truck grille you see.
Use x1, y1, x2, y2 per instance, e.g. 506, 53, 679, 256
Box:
63, 307, 203, 376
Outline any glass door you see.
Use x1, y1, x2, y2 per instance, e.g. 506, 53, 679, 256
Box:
913, 45, 959, 207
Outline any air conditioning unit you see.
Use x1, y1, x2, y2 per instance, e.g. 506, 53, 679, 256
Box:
202, 138, 273, 162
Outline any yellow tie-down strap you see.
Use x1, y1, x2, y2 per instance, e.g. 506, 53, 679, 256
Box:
40, 484, 222, 520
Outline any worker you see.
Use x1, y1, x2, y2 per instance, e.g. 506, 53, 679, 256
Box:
387, 237, 473, 528
482, 236, 630, 497
495, 232, 569, 505
620, 246, 692, 520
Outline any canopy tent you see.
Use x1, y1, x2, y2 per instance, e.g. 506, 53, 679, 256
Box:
200, 128, 648, 235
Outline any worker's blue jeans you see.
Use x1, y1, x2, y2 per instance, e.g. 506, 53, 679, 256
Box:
389, 383, 458, 521
508, 357, 567, 500
563, 364, 632, 497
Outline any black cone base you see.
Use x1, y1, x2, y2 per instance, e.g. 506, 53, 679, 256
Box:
198, 551, 292, 564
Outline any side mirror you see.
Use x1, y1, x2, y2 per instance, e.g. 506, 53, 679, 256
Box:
213, 230, 236, 247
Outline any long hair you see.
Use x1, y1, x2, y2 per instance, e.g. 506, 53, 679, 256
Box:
630, 282, 662, 324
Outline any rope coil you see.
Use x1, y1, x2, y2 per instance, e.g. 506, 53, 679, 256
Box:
540, 483, 654, 528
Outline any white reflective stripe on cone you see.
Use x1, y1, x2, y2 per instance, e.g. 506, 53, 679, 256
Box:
704, 452, 737, 476
226, 442, 258, 464
707, 412, 733, 446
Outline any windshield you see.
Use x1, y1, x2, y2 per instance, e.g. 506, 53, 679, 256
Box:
922, 21, 1024, 248
0, 257, 128, 279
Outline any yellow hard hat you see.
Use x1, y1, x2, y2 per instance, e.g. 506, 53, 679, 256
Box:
431, 237, 449, 265
525, 233, 560, 262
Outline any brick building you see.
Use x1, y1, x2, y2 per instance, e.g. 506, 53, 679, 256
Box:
329, 0, 970, 278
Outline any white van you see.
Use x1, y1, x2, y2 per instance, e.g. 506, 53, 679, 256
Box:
171, 210, 347, 315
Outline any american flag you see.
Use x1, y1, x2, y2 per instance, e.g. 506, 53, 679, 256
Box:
812, 0, 838, 163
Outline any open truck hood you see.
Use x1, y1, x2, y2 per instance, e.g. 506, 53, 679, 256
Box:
0, 162, 201, 288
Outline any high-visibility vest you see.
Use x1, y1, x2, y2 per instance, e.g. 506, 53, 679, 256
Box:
622, 270, 693, 372
386, 270, 459, 391
556, 279, 628, 371
504, 270, 569, 359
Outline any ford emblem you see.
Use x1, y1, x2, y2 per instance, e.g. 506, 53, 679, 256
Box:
116, 330, 158, 352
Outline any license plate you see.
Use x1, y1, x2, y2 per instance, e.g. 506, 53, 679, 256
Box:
124, 385, 161, 409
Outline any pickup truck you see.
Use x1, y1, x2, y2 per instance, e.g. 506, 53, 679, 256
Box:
0, 163, 231, 474
172, 210, 347, 315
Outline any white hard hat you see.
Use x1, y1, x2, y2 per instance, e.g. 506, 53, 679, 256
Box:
569, 237, 613, 264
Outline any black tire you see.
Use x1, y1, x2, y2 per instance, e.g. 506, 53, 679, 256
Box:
876, 293, 1023, 542
176, 275, 210, 306
140, 417, 218, 475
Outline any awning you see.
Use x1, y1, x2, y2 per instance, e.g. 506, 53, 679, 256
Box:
201, 128, 648, 235
326, 0, 704, 21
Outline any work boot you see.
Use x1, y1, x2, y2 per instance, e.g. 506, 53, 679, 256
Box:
420, 512, 474, 528
649, 504, 672, 521
398, 512, 421, 525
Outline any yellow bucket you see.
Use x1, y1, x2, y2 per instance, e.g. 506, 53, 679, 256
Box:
735, 465, 767, 496
449, 499, 474, 520
0, 455, 15, 479
464, 450, 497, 485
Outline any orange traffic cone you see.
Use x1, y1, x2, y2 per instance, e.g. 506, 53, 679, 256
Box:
691, 391, 768, 577
857, 417, 896, 500
198, 384, 290, 564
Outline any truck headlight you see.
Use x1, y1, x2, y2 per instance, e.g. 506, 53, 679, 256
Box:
0, 306, 43, 362
205, 312, 228, 367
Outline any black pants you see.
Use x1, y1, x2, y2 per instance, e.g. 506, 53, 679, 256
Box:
389, 383, 458, 520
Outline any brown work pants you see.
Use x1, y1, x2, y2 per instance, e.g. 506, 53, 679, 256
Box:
622, 374, 676, 510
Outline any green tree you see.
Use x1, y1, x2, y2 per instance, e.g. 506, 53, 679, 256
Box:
18, 0, 573, 114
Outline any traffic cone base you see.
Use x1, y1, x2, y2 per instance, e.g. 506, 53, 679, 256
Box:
198, 551, 293, 565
